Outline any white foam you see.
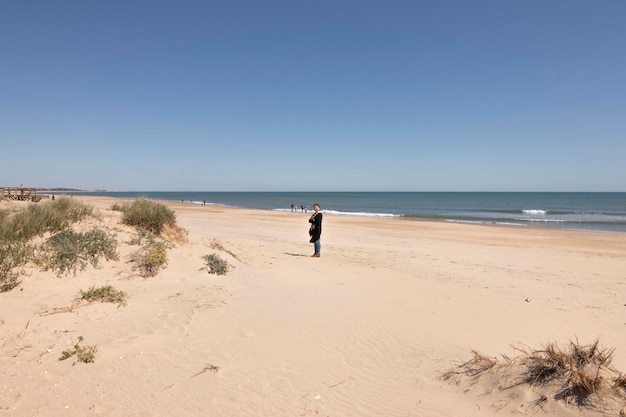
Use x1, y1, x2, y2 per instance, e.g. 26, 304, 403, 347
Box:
523, 218, 568, 223
495, 222, 526, 227
272, 209, 398, 218
445, 219, 484, 225
322, 210, 399, 218
522, 209, 547, 215
446, 219, 526, 227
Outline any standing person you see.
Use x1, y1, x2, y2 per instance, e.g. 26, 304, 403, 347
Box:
308, 203, 322, 257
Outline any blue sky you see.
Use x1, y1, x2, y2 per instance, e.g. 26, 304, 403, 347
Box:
1, 1, 625, 191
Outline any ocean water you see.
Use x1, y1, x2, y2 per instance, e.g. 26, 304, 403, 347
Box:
62, 192, 626, 233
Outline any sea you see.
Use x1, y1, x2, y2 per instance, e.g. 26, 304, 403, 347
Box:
59, 192, 626, 233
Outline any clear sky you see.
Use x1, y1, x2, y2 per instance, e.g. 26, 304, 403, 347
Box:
1, 1, 625, 192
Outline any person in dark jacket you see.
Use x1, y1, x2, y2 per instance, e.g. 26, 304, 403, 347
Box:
308, 203, 322, 257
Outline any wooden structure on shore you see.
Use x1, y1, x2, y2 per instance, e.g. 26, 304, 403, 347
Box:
1, 188, 50, 202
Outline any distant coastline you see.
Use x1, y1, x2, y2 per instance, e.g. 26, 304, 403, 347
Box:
1, 187, 86, 192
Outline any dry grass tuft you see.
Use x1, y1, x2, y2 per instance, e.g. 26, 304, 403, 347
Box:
445, 339, 626, 413
443, 350, 497, 380
614, 374, 626, 391
161, 223, 188, 245
209, 239, 240, 261
130, 241, 168, 278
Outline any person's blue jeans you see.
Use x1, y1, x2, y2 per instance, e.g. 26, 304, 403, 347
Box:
314, 239, 321, 254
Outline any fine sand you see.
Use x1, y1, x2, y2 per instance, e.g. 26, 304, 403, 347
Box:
1, 196, 625, 417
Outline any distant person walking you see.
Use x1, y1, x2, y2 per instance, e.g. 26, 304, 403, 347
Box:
308, 203, 322, 257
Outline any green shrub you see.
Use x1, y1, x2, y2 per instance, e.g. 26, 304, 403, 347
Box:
59, 336, 97, 364
201, 253, 230, 275
131, 241, 168, 277
0, 241, 33, 292
79, 285, 127, 307
120, 198, 176, 235
37, 229, 119, 276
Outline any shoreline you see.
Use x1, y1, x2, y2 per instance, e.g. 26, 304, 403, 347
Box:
2, 195, 625, 416
154, 196, 626, 236
54, 191, 626, 234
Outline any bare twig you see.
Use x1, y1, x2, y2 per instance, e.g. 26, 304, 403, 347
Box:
192, 363, 220, 377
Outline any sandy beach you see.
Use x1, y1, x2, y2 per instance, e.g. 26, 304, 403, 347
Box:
1, 196, 625, 417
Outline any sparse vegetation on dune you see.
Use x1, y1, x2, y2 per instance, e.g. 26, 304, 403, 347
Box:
0, 241, 32, 291
0, 198, 93, 239
79, 285, 127, 307
131, 240, 169, 278
0, 197, 92, 243
0, 198, 95, 291
201, 253, 231, 276
39, 284, 128, 316
59, 336, 98, 364
445, 339, 626, 413
115, 199, 186, 278
1, 194, 238, 390
0, 197, 190, 290
35, 229, 119, 276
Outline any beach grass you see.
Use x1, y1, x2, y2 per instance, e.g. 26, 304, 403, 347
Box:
0, 198, 94, 291
0, 197, 92, 243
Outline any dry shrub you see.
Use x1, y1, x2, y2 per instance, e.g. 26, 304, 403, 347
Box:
521, 342, 571, 385
613, 374, 626, 395
443, 350, 497, 380
209, 239, 240, 261
161, 223, 188, 245
446, 339, 626, 412
520, 340, 616, 403
131, 241, 168, 278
